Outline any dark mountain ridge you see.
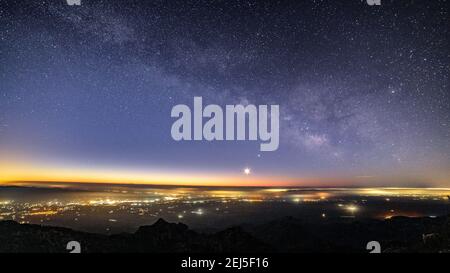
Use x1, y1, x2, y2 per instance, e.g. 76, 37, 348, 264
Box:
0, 215, 449, 253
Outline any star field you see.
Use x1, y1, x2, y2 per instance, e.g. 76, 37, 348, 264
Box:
0, 0, 449, 186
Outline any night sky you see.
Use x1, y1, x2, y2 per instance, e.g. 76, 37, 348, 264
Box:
0, 0, 449, 187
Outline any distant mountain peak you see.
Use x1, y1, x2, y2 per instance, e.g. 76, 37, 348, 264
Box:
153, 218, 169, 226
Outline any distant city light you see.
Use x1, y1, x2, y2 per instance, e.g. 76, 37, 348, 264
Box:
346, 205, 358, 213
1, 187, 449, 236
191, 209, 204, 215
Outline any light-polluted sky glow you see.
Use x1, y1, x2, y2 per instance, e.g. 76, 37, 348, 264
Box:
0, 1, 449, 187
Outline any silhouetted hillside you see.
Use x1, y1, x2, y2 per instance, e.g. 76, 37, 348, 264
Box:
245, 215, 450, 252
0, 218, 270, 253
0, 216, 449, 253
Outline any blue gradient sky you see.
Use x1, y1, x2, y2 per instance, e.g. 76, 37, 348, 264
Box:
0, 0, 449, 186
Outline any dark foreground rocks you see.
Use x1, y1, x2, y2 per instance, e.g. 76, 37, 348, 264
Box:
0, 215, 449, 253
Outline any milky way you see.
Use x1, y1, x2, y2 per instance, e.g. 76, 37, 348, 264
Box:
0, 0, 449, 186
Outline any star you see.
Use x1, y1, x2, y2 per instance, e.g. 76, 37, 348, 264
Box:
0, 0, 448, 188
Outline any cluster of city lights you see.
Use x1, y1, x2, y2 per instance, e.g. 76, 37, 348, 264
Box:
0, 187, 448, 231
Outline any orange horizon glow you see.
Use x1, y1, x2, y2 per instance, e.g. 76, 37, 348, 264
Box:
1, 159, 449, 188
0, 160, 363, 187
0, 160, 301, 187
